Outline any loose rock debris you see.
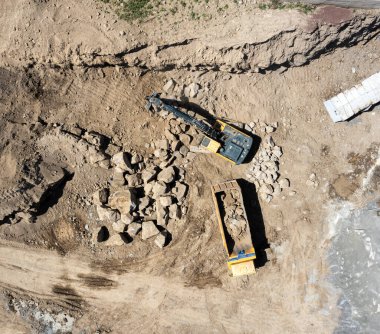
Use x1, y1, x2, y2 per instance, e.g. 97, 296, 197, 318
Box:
244, 122, 292, 203
90, 104, 199, 248
0, 117, 194, 250
6, 293, 75, 333
221, 189, 247, 240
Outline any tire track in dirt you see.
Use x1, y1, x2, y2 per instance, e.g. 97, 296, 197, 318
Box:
66, 71, 159, 115
0, 240, 334, 333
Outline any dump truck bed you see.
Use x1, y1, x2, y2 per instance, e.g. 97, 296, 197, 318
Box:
211, 180, 256, 276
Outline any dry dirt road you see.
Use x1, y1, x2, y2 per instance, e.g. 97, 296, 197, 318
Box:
0, 240, 334, 334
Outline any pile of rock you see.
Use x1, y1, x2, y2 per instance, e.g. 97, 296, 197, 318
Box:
93, 128, 192, 248
163, 79, 201, 100
245, 121, 291, 203
37, 113, 196, 248
221, 189, 247, 240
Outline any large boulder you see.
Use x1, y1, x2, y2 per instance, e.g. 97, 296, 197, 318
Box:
110, 171, 125, 187
127, 222, 142, 237
125, 173, 143, 187
179, 134, 192, 146
184, 83, 200, 98
112, 221, 127, 233
131, 153, 143, 164
92, 188, 109, 206
88, 146, 108, 164
142, 167, 157, 184
279, 178, 290, 189
139, 197, 151, 211
108, 188, 137, 214
13, 212, 34, 224
111, 152, 133, 172
152, 181, 168, 199
159, 196, 173, 207
164, 128, 177, 142
156, 202, 168, 227
157, 167, 176, 184
157, 139, 169, 150
168, 204, 181, 220
141, 221, 160, 240
155, 231, 167, 249
96, 206, 120, 222
104, 233, 127, 246
163, 79, 176, 92
120, 213, 134, 225
172, 182, 187, 200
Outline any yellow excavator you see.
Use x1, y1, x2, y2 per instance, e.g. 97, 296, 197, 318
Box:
145, 93, 253, 165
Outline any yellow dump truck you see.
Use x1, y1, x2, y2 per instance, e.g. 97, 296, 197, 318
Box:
211, 180, 256, 277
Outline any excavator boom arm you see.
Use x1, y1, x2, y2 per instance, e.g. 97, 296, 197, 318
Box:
146, 94, 220, 142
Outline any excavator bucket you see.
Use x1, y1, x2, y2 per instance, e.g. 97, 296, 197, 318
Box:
145, 101, 153, 112
145, 92, 160, 113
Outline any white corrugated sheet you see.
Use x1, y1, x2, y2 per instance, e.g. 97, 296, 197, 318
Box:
324, 72, 380, 122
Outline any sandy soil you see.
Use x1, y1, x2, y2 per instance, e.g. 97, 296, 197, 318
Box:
0, 0, 379, 333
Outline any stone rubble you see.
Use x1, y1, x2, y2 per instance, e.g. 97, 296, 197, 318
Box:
2, 120, 190, 248
89, 99, 198, 248
221, 189, 248, 240
111, 152, 133, 172
245, 121, 293, 203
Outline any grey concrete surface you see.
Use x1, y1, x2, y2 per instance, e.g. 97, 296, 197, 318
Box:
328, 200, 380, 333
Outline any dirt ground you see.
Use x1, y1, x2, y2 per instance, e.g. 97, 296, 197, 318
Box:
0, 1, 379, 333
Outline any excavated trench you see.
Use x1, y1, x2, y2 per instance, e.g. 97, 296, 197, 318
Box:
21, 13, 380, 75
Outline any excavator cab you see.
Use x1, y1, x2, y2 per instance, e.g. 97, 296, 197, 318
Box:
200, 120, 252, 164
208, 120, 252, 165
